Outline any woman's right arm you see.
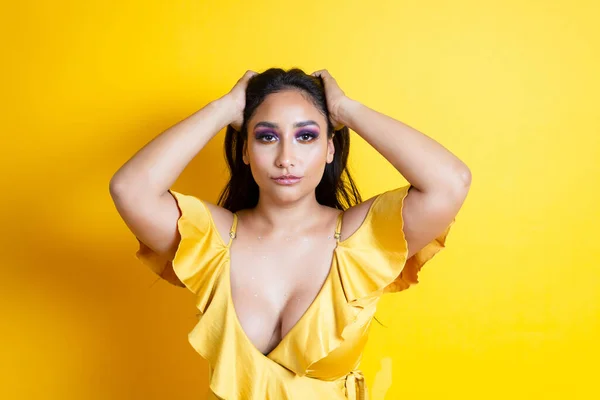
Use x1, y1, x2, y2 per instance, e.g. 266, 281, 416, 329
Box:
109, 70, 256, 262
108, 95, 236, 261
110, 69, 256, 198
109, 95, 235, 198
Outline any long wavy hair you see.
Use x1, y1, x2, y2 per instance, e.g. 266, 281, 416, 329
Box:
216, 67, 362, 212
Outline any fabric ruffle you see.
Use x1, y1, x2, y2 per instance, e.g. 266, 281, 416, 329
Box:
293, 185, 454, 376
383, 223, 454, 294
266, 257, 380, 379
187, 279, 300, 399
271, 184, 454, 379
336, 184, 454, 299
135, 190, 229, 314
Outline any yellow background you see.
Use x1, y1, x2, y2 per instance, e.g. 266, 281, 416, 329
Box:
3, 0, 599, 398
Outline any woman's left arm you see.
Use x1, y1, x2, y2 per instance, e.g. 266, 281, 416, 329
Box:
312, 68, 470, 257
337, 96, 471, 259
337, 97, 471, 196
311, 69, 470, 194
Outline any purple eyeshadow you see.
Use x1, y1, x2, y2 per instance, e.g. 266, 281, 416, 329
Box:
254, 129, 319, 141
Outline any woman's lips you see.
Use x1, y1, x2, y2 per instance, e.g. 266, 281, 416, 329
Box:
272, 177, 302, 185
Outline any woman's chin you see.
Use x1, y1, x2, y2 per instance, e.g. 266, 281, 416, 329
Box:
264, 188, 306, 203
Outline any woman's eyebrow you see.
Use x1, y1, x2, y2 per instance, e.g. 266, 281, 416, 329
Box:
253, 120, 320, 130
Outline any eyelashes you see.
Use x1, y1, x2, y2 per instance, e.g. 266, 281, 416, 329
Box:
255, 131, 319, 143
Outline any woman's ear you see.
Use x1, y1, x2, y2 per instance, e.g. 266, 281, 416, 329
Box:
243, 140, 249, 165
326, 134, 335, 164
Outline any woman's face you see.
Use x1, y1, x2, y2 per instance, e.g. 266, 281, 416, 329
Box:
244, 90, 335, 204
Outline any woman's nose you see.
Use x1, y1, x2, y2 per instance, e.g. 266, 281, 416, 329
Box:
275, 141, 295, 168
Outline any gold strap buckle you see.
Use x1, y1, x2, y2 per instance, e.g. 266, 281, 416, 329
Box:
345, 369, 367, 400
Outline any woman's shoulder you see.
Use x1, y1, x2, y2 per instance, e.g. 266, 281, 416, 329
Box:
337, 194, 380, 242
197, 199, 235, 245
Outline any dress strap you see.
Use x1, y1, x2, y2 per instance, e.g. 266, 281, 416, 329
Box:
334, 211, 343, 241
229, 212, 238, 241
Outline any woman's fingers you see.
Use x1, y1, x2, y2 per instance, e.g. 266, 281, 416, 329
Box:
240, 70, 257, 83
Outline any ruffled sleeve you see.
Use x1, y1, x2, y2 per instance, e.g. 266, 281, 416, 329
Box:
134, 190, 230, 311
381, 185, 454, 294
337, 184, 454, 303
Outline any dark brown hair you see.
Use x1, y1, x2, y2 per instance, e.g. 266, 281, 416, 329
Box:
216, 67, 362, 212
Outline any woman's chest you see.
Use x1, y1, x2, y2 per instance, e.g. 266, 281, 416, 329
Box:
228, 237, 339, 355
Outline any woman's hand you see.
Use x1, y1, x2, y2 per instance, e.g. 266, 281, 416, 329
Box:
224, 70, 258, 132
311, 69, 351, 131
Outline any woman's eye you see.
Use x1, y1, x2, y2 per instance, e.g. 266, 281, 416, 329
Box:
258, 134, 277, 142
298, 132, 317, 141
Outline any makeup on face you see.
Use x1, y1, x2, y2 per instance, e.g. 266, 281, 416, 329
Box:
253, 120, 321, 143
271, 176, 302, 185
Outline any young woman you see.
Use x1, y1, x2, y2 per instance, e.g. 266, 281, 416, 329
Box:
110, 68, 470, 399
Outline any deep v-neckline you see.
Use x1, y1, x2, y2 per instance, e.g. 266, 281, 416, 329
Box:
226, 245, 339, 359
225, 211, 344, 360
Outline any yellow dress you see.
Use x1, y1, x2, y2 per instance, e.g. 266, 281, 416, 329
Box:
136, 184, 453, 400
